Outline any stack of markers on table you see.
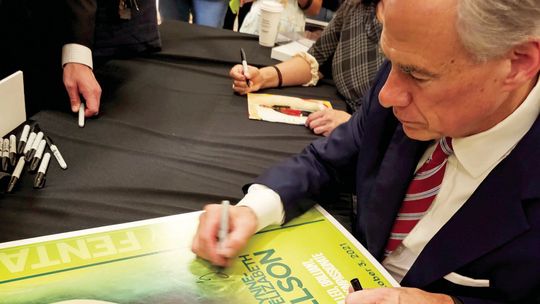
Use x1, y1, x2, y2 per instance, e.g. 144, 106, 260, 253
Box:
0, 123, 67, 194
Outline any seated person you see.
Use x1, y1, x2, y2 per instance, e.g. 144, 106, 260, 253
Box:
231, 0, 384, 136
194, 0, 540, 303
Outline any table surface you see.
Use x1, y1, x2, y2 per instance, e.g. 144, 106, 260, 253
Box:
0, 21, 348, 243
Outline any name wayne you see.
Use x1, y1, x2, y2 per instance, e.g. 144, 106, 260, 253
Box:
240, 249, 319, 304
0, 231, 141, 273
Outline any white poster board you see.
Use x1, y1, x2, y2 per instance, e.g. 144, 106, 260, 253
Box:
0, 71, 26, 137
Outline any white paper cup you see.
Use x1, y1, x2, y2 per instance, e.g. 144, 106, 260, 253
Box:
258, 1, 284, 47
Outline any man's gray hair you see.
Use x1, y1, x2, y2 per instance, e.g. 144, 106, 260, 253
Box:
457, 0, 540, 61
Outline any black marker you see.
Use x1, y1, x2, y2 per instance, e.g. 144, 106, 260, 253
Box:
23, 125, 39, 156
29, 139, 46, 172
7, 156, 25, 193
25, 130, 43, 162
33, 152, 50, 189
1, 138, 8, 171
240, 48, 250, 86
17, 125, 30, 154
9, 135, 17, 166
350, 278, 363, 291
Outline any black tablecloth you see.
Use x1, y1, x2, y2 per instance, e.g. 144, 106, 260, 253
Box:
0, 21, 349, 242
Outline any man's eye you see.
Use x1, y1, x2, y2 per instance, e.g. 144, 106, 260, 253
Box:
409, 73, 428, 82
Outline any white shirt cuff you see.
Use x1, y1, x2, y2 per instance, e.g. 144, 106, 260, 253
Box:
62, 43, 93, 69
236, 184, 285, 231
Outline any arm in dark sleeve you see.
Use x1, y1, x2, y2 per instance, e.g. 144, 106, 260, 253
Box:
64, 0, 98, 48
254, 113, 361, 222
253, 61, 393, 223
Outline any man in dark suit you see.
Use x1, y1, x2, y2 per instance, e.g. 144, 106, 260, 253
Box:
0, 0, 159, 117
192, 0, 540, 303
62, 0, 161, 117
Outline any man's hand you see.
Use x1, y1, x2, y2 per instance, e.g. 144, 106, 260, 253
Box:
63, 63, 102, 117
192, 204, 258, 267
305, 108, 352, 136
346, 287, 455, 304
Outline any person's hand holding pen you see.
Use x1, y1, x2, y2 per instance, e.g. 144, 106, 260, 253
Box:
63, 62, 102, 117
192, 202, 258, 267
230, 64, 264, 95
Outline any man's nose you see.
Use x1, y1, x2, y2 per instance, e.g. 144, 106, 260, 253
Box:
379, 67, 412, 108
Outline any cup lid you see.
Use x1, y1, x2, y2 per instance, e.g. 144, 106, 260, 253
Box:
260, 0, 284, 13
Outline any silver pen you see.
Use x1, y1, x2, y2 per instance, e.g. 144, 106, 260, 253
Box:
218, 200, 230, 250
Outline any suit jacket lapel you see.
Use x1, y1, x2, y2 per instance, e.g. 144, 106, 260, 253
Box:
362, 125, 429, 259
402, 115, 540, 287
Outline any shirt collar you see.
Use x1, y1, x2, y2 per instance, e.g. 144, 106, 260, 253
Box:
453, 76, 540, 178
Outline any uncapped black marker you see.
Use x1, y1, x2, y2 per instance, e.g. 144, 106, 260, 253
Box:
9, 135, 17, 166
34, 153, 51, 189
7, 156, 25, 193
1, 138, 9, 171
17, 125, 30, 154
30, 139, 46, 172
350, 278, 363, 292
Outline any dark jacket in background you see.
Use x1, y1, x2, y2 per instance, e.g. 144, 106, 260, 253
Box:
64, 0, 161, 58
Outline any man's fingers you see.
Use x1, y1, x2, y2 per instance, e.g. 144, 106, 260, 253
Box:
218, 225, 252, 258
65, 82, 81, 112
305, 110, 324, 126
193, 205, 223, 264
79, 86, 102, 117
313, 125, 330, 136
308, 115, 329, 130
82, 89, 102, 117
192, 205, 257, 267
63, 63, 102, 116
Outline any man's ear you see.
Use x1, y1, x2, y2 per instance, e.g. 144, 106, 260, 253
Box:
376, 0, 384, 24
503, 40, 540, 90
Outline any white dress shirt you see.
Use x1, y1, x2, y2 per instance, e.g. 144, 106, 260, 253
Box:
238, 76, 540, 282
62, 44, 93, 69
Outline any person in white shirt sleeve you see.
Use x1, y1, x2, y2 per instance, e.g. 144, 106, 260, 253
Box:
192, 0, 540, 303
62, 0, 161, 118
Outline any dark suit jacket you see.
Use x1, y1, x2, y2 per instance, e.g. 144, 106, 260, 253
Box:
254, 61, 540, 303
64, 0, 161, 57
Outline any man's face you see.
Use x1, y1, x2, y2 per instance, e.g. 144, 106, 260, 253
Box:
377, 0, 514, 140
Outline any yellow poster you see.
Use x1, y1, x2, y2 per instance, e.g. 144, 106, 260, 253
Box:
0, 206, 398, 304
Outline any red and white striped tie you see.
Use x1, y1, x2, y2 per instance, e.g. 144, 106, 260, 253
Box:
384, 137, 453, 256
